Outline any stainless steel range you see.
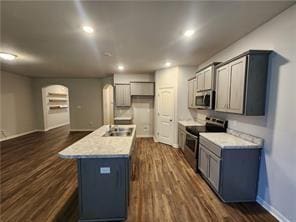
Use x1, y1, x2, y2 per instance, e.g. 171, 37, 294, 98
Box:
183, 117, 227, 172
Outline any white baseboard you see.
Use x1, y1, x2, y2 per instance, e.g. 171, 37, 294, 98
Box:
44, 123, 70, 132
137, 135, 153, 138
172, 143, 179, 148
256, 196, 290, 222
0, 129, 39, 142
70, 129, 94, 132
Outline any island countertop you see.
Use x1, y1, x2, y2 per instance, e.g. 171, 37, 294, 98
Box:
59, 125, 136, 159
199, 132, 263, 149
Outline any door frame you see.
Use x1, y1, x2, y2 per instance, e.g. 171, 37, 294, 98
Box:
156, 86, 176, 147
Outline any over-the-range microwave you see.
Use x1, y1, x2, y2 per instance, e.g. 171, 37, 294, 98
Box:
195, 90, 215, 109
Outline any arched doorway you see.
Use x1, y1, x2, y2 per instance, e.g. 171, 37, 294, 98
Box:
42, 85, 70, 131
103, 84, 114, 125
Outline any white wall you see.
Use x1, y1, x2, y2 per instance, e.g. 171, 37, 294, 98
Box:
0, 71, 36, 140
42, 85, 70, 131
196, 5, 296, 221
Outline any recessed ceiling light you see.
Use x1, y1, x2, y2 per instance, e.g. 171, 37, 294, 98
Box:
0, 52, 17, 61
118, 65, 124, 71
165, 62, 171, 67
82, 25, 94, 34
183, 29, 195, 37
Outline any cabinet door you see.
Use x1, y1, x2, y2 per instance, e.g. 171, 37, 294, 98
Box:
196, 72, 205, 91
215, 65, 230, 111
199, 146, 209, 177
130, 82, 154, 96
228, 57, 246, 114
188, 80, 194, 108
115, 85, 124, 106
178, 130, 183, 149
178, 130, 186, 151
208, 153, 221, 192
123, 85, 131, 106
181, 131, 186, 151
116, 84, 131, 107
204, 67, 213, 90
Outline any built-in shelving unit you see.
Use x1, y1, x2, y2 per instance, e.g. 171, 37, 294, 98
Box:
47, 92, 69, 111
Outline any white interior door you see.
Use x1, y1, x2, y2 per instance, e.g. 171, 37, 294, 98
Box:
157, 87, 174, 145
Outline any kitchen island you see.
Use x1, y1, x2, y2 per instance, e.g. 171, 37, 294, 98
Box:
59, 125, 136, 222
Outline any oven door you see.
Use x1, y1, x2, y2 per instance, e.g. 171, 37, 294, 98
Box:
184, 131, 198, 171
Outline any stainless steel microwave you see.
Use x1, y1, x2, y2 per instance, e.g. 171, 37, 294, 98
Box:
195, 90, 215, 109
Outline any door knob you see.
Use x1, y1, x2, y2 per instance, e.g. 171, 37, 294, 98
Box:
170, 119, 173, 122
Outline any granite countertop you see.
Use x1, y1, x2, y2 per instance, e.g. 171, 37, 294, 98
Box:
59, 125, 136, 159
199, 132, 262, 149
178, 120, 205, 127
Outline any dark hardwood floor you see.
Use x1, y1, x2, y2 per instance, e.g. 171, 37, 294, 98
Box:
0, 127, 277, 222
0, 126, 90, 222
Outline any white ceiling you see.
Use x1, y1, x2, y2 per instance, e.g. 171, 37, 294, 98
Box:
0, 1, 294, 77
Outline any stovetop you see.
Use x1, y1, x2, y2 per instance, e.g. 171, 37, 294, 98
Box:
185, 117, 227, 137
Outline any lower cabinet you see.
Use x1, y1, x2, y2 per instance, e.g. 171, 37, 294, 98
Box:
198, 137, 261, 202
78, 158, 129, 221
178, 127, 186, 151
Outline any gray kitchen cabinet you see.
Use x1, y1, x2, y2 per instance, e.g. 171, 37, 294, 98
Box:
115, 84, 131, 107
187, 78, 196, 108
178, 127, 186, 151
130, 82, 154, 96
199, 145, 221, 191
215, 50, 271, 115
198, 136, 262, 202
196, 71, 205, 91
199, 146, 208, 176
204, 67, 213, 90
78, 158, 129, 221
208, 152, 221, 191
195, 64, 219, 92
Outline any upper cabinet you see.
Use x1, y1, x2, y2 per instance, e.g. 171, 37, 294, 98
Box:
196, 63, 219, 92
130, 82, 154, 96
188, 78, 196, 108
115, 84, 131, 107
215, 50, 271, 116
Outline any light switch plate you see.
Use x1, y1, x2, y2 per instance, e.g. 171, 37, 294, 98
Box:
100, 167, 111, 174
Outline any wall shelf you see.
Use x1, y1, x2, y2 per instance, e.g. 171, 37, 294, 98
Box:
48, 99, 68, 102
48, 92, 68, 97
49, 105, 68, 110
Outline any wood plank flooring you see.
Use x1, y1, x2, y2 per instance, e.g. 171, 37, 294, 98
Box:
0, 126, 90, 222
128, 138, 277, 222
0, 127, 277, 222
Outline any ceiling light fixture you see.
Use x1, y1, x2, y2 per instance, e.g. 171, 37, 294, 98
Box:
0, 52, 17, 61
183, 29, 195, 37
82, 25, 94, 34
118, 65, 124, 71
165, 62, 171, 67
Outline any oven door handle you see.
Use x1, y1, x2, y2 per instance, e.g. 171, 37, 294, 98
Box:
185, 131, 198, 139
